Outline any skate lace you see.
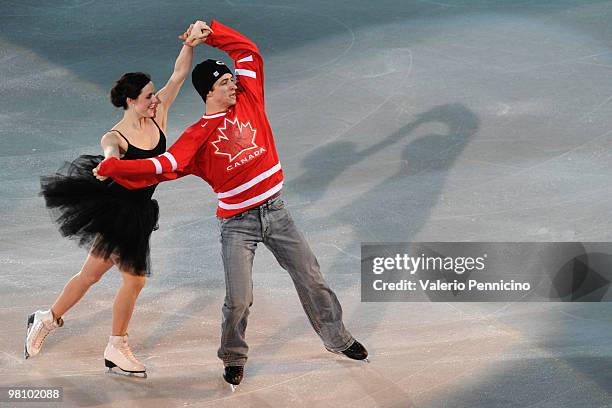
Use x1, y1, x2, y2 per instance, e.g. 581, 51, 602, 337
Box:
33, 322, 53, 348
118, 342, 139, 363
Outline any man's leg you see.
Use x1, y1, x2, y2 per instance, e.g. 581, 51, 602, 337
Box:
217, 211, 260, 367
262, 198, 354, 352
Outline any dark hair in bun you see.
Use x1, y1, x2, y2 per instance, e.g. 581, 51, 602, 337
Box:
110, 72, 151, 109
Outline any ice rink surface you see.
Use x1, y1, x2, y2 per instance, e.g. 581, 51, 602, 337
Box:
2, 0, 612, 406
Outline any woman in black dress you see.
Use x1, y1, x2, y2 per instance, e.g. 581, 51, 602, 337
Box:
24, 23, 212, 377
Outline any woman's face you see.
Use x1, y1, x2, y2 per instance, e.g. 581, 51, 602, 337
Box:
127, 81, 159, 118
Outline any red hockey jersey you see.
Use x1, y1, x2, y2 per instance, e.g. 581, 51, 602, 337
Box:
99, 20, 284, 218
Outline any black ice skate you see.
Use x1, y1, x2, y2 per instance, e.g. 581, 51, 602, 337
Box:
223, 366, 244, 392
328, 340, 369, 363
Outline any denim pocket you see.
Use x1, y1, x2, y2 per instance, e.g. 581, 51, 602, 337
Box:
231, 211, 248, 220
268, 198, 285, 211
219, 211, 247, 227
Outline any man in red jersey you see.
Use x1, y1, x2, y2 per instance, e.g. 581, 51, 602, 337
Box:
96, 20, 368, 387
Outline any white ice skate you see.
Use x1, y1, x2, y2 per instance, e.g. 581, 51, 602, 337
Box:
24, 309, 63, 359
104, 335, 147, 378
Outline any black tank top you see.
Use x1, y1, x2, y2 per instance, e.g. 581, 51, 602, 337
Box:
110, 119, 167, 201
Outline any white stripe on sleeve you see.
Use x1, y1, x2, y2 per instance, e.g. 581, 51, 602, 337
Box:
235, 68, 256, 79
147, 158, 162, 174
161, 152, 178, 171
236, 55, 254, 63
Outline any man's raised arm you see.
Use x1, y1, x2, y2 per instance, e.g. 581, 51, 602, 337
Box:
206, 20, 265, 105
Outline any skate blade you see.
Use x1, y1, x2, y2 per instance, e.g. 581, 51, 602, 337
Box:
24, 313, 35, 360
344, 355, 370, 364
229, 384, 238, 392
106, 367, 147, 379
328, 349, 370, 363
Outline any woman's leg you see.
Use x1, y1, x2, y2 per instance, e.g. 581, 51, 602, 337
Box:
111, 270, 146, 336
50, 253, 114, 320
26, 253, 113, 359
104, 269, 147, 375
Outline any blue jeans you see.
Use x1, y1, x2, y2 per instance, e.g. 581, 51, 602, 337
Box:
217, 194, 354, 366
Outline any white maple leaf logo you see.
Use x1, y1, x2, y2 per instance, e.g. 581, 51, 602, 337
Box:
211, 118, 258, 162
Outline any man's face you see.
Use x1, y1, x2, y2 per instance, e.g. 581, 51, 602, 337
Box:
207, 73, 237, 109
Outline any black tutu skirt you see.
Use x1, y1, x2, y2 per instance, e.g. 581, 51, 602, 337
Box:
40, 155, 159, 276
